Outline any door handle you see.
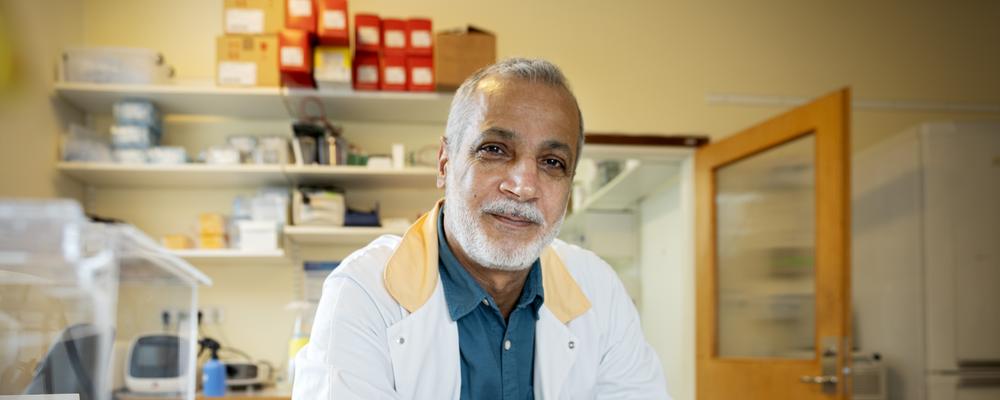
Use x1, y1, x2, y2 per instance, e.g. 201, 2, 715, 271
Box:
800, 375, 839, 384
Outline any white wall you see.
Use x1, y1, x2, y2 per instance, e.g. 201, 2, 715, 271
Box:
640, 158, 695, 400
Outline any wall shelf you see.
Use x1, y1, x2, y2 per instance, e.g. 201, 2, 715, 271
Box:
55, 81, 453, 123
284, 226, 407, 245
170, 249, 287, 263
57, 162, 440, 189
572, 160, 679, 213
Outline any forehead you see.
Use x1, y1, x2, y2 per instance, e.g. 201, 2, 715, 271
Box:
468, 77, 580, 146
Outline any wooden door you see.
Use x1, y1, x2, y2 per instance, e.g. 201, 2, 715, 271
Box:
695, 89, 852, 399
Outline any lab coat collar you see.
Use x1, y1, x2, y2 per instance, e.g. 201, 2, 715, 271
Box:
384, 199, 591, 324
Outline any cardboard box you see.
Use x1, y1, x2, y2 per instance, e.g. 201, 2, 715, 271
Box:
316, 0, 349, 46
285, 0, 315, 32
434, 26, 496, 91
354, 13, 381, 53
224, 0, 285, 35
353, 52, 379, 90
279, 29, 315, 87
406, 56, 434, 91
314, 46, 352, 90
381, 18, 407, 56
217, 35, 280, 87
406, 18, 433, 56
380, 55, 407, 91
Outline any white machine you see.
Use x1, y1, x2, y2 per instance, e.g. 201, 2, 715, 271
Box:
124, 334, 191, 394
853, 122, 1000, 400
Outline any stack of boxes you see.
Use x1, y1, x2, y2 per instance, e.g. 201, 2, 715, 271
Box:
353, 14, 434, 91
218, 0, 283, 87
217, 1, 446, 92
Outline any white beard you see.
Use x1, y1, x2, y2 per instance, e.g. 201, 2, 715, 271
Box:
443, 173, 564, 271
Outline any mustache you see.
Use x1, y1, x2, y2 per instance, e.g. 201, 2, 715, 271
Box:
480, 198, 545, 225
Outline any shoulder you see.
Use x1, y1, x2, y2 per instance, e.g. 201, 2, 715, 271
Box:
322, 235, 406, 324
549, 238, 623, 294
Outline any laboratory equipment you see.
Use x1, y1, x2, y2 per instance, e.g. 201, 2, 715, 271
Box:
198, 338, 226, 397
124, 334, 190, 394
62, 47, 175, 84
0, 199, 211, 400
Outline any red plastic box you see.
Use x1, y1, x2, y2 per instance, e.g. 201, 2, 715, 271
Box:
406, 18, 433, 56
279, 29, 315, 87
381, 18, 407, 56
315, 0, 348, 46
406, 57, 433, 91
354, 13, 381, 53
353, 52, 379, 90
285, 0, 315, 32
380, 55, 407, 91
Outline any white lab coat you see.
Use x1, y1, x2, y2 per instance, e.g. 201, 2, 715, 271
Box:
292, 201, 669, 399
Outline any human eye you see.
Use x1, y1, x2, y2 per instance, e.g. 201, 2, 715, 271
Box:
541, 157, 567, 172
477, 143, 507, 157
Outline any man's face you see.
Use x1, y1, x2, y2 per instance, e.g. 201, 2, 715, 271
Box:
439, 77, 581, 270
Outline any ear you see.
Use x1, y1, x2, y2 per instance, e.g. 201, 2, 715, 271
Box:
436, 136, 449, 189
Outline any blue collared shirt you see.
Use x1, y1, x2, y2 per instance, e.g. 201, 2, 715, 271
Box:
437, 206, 544, 400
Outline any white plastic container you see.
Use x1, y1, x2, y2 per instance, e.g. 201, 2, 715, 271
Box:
237, 220, 279, 251
63, 47, 175, 84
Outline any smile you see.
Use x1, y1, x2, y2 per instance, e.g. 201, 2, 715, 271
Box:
486, 212, 539, 228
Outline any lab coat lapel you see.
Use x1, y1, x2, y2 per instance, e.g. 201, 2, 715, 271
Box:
534, 305, 579, 399
386, 282, 461, 399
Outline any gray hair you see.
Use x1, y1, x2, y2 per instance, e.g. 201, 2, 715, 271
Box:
444, 57, 585, 167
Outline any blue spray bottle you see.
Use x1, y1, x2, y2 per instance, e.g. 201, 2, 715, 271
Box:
200, 338, 226, 397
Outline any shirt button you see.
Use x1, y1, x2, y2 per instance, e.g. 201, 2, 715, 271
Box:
397, 337, 405, 345
504, 340, 512, 351
482, 299, 489, 306
568, 341, 575, 350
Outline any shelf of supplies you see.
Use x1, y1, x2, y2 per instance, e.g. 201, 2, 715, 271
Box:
57, 162, 287, 188
57, 162, 442, 189
54, 81, 453, 123
573, 161, 679, 212
283, 165, 439, 189
170, 249, 287, 263
283, 226, 407, 245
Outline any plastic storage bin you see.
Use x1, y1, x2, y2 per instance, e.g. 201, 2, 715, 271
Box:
62, 47, 175, 84
0, 199, 211, 400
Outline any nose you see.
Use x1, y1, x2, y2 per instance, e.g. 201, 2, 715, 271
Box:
499, 158, 540, 201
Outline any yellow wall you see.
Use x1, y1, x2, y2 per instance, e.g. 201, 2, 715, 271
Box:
4, 0, 999, 397
81, 0, 1000, 149
0, 0, 84, 199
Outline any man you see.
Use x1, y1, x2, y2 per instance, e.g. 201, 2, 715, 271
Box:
292, 58, 668, 399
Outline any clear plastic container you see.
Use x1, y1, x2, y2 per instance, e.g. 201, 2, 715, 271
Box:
62, 47, 175, 85
0, 199, 211, 400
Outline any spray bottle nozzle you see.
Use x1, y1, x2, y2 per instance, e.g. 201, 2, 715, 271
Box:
198, 337, 222, 360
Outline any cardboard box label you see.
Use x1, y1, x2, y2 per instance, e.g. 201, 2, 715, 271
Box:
411, 31, 431, 48
289, 0, 312, 17
219, 61, 258, 86
281, 46, 305, 67
385, 66, 406, 84
385, 30, 406, 48
226, 9, 265, 33
358, 65, 378, 83
412, 67, 432, 85
358, 26, 380, 46
322, 10, 346, 29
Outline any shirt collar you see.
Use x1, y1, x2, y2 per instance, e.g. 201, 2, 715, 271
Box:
437, 205, 544, 321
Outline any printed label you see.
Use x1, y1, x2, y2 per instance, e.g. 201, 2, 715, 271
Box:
289, 0, 312, 17
225, 9, 264, 34
385, 30, 406, 48
410, 31, 432, 48
322, 10, 346, 29
385, 66, 406, 84
358, 26, 380, 46
281, 47, 304, 67
218, 62, 258, 86
358, 65, 378, 83
412, 67, 432, 85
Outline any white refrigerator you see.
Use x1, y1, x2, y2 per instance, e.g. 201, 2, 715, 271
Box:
852, 122, 1000, 400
